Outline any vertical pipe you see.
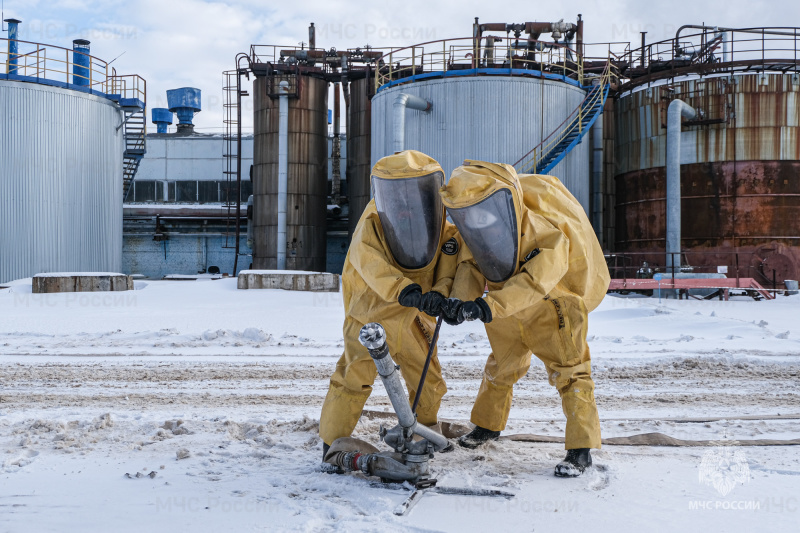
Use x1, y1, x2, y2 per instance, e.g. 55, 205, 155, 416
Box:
72, 39, 91, 86
4, 19, 21, 75
332, 82, 341, 203
591, 112, 604, 244
393, 93, 432, 154
640, 32, 647, 68
666, 99, 697, 275
576, 14, 583, 60
277, 80, 290, 270
309, 22, 316, 50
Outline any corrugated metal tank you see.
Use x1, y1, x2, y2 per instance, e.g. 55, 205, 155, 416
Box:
252, 75, 328, 271
346, 77, 372, 235
0, 80, 123, 284
370, 76, 590, 211
615, 73, 800, 281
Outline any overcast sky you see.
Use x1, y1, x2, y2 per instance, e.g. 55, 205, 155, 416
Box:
4, 0, 799, 133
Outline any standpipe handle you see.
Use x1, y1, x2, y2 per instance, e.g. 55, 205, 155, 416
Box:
411, 315, 443, 414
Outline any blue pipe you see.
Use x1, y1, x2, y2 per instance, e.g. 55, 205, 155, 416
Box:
4, 18, 21, 75
72, 39, 91, 86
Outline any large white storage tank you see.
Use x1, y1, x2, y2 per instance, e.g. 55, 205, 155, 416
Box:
370, 76, 590, 209
0, 28, 133, 284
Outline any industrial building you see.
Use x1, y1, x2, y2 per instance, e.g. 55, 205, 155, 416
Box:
4, 18, 799, 291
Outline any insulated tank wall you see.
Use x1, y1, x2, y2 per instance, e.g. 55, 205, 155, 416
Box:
0, 80, 123, 284
346, 76, 373, 235
614, 73, 800, 281
252, 75, 328, 271
370, 77, 590, 212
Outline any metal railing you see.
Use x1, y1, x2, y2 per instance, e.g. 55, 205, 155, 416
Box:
2, 37, 145, 102
620, 27, 800, 89
373, 36, 590, 91
513, 59, 613, 174
606, 250, 792, 294
249, 44, 386, 72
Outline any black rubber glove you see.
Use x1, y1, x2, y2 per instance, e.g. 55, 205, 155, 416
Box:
419, 291, 446, 317
398, 283, 423, 309
458, 298, 493, 323
441, 298, 465, 326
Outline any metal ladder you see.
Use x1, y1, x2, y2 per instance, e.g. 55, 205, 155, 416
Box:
122, 108, 146, 201
111, 75, 147, 201
515, 62, 611, 175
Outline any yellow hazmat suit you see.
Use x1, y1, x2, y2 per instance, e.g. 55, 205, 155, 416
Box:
441, 160, 610, 449
319, 151, 463, 446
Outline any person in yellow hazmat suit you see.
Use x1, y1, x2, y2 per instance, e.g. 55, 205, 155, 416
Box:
319, 150, 463, 460
438, 159, 610, 477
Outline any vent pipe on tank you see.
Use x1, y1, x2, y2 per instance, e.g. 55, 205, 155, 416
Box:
393, 93, 432, 153
309, 22, 316, 50
277, 81, 290, 270
167, 87, 202, 134
151, 108, 173, 134
4, 18, 21, 75
666, 99, 697, 274
72, 39, 91, 86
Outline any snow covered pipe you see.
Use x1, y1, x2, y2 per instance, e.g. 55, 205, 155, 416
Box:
72, 39, 91, 86
277, 81, 290, 270
393, 93, 432, 153
4, 18, 21, 75
666, 99, 697, 274
359, 323, 450, 451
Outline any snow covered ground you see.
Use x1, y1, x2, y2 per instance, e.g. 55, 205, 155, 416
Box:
1, 278, 799, 532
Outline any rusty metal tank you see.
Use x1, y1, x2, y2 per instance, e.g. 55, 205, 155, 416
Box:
252, 74, 328, 271
614, 73, 800, 283
346, 76, 373, 236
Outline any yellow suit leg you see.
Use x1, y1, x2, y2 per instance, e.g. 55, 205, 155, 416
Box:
524, 296, 601, 450
319, 312, 447, 445
470, 316, 533, 432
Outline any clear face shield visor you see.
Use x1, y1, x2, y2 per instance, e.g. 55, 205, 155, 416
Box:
448, 188, 518, 283
372, 171, 445, 270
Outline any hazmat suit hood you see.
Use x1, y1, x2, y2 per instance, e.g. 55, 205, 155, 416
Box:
440, 160, 525, 282
371, 150, 446, 271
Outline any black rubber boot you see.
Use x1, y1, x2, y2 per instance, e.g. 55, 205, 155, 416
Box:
554, 448, 592, 477
457, 426, 501, 449
322, 442, 330, 461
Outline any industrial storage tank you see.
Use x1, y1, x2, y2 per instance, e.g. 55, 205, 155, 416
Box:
0, 29, 143, 284
371, 76, 590, 210
613, 27, 800, 284
251, 73, 329, 271
366, 26, 602, 217
346, 76, 373, 236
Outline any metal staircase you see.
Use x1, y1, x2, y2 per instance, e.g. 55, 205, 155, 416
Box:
122, 108, 146, 201
111, 75, 147, 201
514, 62, 611, 175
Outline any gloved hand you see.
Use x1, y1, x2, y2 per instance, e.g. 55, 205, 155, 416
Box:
441, 298, 465, 326
419, 291, 446, 317
458, 298, 493, 323
398, 284, 423, 309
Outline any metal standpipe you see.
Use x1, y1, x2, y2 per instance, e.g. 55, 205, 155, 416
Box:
72, 39, 91, 87
277, 80, 290, 270
358, 323, 449, 451
4, 18, 21, 75
393, 93, 432, 153
666, 98, 697, 275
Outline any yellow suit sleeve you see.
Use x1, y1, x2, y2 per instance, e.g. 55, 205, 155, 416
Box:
484, 215, 569, 319
430, 227, 464, 297
448, 239, 487, 302
348, 214, 416, 303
